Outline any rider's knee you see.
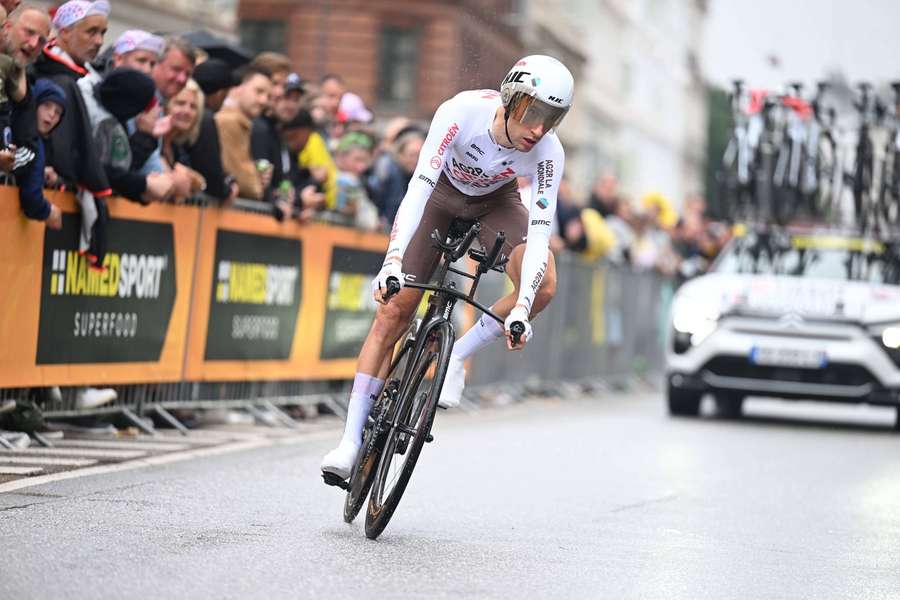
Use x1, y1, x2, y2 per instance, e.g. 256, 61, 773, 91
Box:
372, 298, 414, 338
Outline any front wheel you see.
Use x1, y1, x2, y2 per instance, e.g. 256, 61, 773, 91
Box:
667, 384, 702, 417
364, 323, 452, 539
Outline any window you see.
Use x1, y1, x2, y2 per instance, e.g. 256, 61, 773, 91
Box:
378, 27, 419, 108
240, 20, 286, 55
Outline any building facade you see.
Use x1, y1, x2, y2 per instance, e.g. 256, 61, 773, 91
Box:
238, 0, 522, 119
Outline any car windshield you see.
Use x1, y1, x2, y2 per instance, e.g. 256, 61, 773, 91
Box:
713, 231, 900, 284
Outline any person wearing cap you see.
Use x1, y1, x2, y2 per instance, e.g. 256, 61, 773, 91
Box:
278, 108, 324, 222
193, 57, 236, 113
111, 29, 164, 75
78, 67, 176, 205
31, 0, 113, 268
251, 69, 305, 211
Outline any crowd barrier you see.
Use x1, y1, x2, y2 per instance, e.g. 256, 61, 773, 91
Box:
0, 185, 673, 422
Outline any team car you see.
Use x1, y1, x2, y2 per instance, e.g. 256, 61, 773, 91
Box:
665, 226, 900, 426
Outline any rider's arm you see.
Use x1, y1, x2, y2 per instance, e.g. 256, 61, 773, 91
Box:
385, 98, 462, 264
517, 139, 565, 315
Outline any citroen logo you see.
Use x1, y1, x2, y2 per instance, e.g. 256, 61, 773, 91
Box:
778, 311, 804, 329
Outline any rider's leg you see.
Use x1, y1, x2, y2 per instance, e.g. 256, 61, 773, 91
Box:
440, 246, 556, 408
322, 287, 423, 477
338, 287, 424, 447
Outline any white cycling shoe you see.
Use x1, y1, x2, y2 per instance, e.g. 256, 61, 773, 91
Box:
438, 355, 466, 409
320, 439, 360, 480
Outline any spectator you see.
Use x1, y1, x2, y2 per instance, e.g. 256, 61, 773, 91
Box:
215, 63, 272, 200
0, 1, 20, 15
367, 127, 424, 228
298, 117, 338, 210
589, 173, 620, 218
32, 0, 113, 267
334, 131, 377, 230
1, 5, 49, 174
78, 67, 175, 205
0, 5, 27, 147
134, 36, 197, 178
107, 30, 167, 173
331, 91, 372, 143
161, 79, 212, 202
605, 197, 636, 266
630, 208, 677, 275
319, 72, 345, 124
16, 77, 64, 227
193, 57, 235, 112
551, 178, 587, 253
279, 108, 324, 222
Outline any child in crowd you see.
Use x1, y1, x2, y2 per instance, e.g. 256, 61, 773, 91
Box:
16, 78, 65, 228
334, 131, 377, 231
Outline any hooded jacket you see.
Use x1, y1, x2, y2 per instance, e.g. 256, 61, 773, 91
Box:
17, 79, 66, 222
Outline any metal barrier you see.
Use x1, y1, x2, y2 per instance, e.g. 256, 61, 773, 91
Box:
468, 253, 674, 392
1, 187, 675, 435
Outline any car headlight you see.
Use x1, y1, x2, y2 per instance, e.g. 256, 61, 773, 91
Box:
672, 296, 721, 347
867, 323, 900, 368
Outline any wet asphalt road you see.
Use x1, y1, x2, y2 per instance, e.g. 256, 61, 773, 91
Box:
2, 392, 899, 600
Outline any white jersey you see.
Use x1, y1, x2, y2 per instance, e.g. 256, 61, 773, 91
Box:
388, 89, 566, 314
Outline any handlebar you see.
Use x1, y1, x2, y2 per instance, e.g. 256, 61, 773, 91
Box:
383, 276, 401, 300
508, 321, 526, 347
430, 221, 482, 261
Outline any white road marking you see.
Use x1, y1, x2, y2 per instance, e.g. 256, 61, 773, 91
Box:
7, 448, 148, 459
0, 456, 98, 467
0, 466, 44, 476
0, 430, 338, 495
53, 440, 190, 452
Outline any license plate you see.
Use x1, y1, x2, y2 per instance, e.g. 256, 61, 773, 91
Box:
749, 346, 827, 369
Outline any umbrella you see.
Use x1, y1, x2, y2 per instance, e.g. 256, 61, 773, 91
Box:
183, 29, 253, 69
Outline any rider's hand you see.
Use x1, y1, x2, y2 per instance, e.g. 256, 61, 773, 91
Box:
371, 257, 404, 304
504, 304, 533, 350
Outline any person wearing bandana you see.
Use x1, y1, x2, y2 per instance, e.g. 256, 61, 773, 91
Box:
30, 0, 112, 268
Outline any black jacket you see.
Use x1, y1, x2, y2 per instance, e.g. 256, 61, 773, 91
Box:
29, 44, 111, 197
186, 112, 233, 201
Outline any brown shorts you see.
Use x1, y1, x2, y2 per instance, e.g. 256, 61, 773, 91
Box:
402, 173, 529, 283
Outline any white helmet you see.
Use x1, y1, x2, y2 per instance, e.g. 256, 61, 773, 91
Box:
500, 55, 574, 131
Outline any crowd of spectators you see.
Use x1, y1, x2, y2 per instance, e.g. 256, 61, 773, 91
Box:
546, 172, 732, 282
1, 0, 728, 279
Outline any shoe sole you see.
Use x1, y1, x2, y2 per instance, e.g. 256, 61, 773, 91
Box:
321, 466, 351, 480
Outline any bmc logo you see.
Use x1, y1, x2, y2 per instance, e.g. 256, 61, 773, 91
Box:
502, 71, 530, 85
531, 219, 552, 227
548, 95, 564, 104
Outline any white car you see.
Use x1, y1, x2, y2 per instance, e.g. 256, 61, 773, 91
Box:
665, 227, 900, 425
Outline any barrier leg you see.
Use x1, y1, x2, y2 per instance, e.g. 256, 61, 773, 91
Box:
121, 407, 156, 436
261, 400, 299, 429
246, 405, 279, 427
154, 406, 190, 436
29, 431, 54, 448
0, 435, 13, 449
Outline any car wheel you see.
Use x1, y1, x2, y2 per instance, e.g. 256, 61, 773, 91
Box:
715, 392, 744, 419
667, 384, 702, 417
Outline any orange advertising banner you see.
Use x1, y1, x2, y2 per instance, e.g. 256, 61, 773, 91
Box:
0, 186, 200, 387
183, 210, 388, 381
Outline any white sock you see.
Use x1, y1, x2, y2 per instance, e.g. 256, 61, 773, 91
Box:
451, 314, 504, 360
341, 373, 383, 447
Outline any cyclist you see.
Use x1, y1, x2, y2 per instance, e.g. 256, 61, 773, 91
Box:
321, 55, 573, 479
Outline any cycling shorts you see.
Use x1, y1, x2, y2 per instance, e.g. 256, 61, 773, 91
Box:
402, 173, 528, 283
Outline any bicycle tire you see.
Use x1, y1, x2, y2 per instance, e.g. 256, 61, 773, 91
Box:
364, 321, 452, 540
343, 342, 412, 524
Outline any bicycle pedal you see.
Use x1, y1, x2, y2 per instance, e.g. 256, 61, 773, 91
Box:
321, 471, 350, 491
426, 433, 434, 443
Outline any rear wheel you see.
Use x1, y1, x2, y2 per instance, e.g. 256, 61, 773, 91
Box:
364, 324, 452, 539
667, 384, 702, 417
